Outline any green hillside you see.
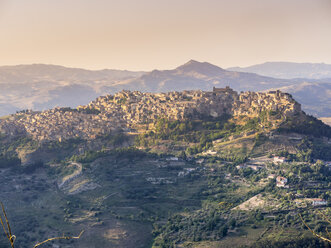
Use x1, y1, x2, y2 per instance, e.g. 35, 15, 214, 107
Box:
0, 100, 331, 248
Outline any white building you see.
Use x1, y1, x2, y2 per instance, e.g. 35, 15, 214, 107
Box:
311, 198, 327, 206
276, 176, 288, 188
274, 156, 287, 163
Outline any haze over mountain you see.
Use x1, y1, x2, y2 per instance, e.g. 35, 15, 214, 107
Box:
0, 64, 145, 82
228, 62, 331, 79
110, 60, 288, 93
0, 60, 330, 118
0, 64, 145, 116
270, 82, 331, 118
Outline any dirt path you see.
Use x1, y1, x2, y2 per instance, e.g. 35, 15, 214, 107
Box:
58, 162, 83, 188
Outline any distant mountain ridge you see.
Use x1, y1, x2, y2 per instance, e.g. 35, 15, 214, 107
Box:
0, 60, 330, 117
0, 64, 145, 116
111, 60, 288, 93
0, 64, 145, 82
228, 61, 331, 79
269, 81, 331, 117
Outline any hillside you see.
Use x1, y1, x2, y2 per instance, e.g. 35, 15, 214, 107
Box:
269, 82, 331, 117
0, 64, 145, 116
113, 60, 288, 93
0, 64, 144, 83
228, 61, 331, 79
0, 88, 330, 248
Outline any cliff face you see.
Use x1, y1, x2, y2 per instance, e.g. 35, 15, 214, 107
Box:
0, 88, 301, 141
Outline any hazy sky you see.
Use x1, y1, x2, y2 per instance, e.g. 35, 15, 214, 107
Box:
0, 0, 331, 70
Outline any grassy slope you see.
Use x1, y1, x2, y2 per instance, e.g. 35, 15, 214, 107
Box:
1, 112, 331, 247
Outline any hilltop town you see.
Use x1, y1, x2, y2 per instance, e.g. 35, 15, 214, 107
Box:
0, 87, 330, 248
0, 87, 301, 141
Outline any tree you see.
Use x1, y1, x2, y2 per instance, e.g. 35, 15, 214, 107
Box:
299, 210, 331, 243
0, 201, 83, 248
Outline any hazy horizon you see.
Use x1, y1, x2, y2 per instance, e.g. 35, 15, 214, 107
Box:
2, 60, 331, 72
0, 0, 331, 70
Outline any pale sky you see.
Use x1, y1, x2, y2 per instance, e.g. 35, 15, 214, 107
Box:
0, 0, 331, 70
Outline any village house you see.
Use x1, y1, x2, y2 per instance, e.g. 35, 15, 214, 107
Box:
166, 157, 179, 161
236, 163, 261, 171
246, 164, 261, 171
236, 164, 246, 170
295, 198, 328, 207
202, 150, 217, 156
311, 198, 328, 206
273, 156, 287, 163
276, 176, 288, 188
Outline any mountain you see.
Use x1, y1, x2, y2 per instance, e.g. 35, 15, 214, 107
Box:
112, 60, 331, 117
1, 61, 330, 118
0, 64, 144, 83
270, 81, 331, 117
228, 61, 331, 79
0, 64, 145, 116
112, 60, 288, 93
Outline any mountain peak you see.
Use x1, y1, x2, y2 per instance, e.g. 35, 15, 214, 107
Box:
176, 60, 226, 76
184, 59, 201, 65
179, 59, 213, 67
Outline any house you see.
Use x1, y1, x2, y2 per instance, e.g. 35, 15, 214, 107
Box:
236, 164, 246, 169
236, 163, 261, 171
247, 164, 261, 171
202, 150, 217, 156
311, 198, 327, 206
273, 156, 287, 163
166, 157, 179, 161
276, 176, 288, 188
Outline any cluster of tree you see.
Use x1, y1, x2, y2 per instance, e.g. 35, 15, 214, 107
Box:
76, 107, 101, 115
150, 153, 330, 247
275, 149, 313, 163
15, 109, 32, 114
275, 137, 331, 161
72, 146, 148, 163
101, 132, 129, 147
0, 136, 39, 168
135, 114, 279, 157
45, 137, 83, 151
136, 116, 239, 153
249, 236, 328, 248
153, 205, 234, 247
243, 117, 260, 130
56, 107, 101, 115
278, 115, 331, 138
0, 154, 20, 168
